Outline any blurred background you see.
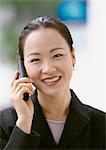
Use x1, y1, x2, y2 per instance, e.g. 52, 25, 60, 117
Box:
0, 0, 105, 112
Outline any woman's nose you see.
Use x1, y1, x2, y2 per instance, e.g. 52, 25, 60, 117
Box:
41, 61, 56, 74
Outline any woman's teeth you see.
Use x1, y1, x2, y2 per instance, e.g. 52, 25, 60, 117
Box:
43, 76, 60, 83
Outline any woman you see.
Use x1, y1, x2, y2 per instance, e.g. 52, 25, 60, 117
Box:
0, 16, 105, 150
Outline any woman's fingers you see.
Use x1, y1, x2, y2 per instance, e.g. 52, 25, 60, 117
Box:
14, 83, 34, 95
12, 77, 33, 92
10, 71, 36, 103
13, 87, 32, 101
10, 71, 36, 102
11, 71, 34, 92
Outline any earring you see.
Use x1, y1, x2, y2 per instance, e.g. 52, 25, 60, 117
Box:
73, 64, 75, 70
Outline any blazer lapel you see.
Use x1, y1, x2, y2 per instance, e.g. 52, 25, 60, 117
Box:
30, 91, 56, 148
58, 90, 91, 148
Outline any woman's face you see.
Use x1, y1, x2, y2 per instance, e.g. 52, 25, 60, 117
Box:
24, 28, 76, 96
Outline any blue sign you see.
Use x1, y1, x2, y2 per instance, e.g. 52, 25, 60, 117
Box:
57, 0, 87, 23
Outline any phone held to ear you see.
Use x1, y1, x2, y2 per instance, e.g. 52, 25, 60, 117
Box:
18, 55, 30, 101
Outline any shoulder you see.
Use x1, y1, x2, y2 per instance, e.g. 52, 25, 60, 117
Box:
82, 104, 105, 126
71, 89, 105, 128
83, 103, 105, 117
0, 107, 17, 127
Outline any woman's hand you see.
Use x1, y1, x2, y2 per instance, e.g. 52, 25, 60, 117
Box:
10, 71, 35, 133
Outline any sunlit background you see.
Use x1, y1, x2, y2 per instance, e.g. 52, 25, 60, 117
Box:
0, 0, 105, 112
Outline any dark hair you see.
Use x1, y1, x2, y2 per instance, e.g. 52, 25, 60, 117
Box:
18, 16, 73, 58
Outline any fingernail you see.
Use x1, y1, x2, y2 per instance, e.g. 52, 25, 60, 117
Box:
29, 91, 34, 96
32, 84, 36, 91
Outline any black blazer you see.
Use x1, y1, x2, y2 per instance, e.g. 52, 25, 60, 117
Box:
0, 89, 105, 150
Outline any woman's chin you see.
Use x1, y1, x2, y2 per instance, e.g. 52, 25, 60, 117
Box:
38, 87, 61, 97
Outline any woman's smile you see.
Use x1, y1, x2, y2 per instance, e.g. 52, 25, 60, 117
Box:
41, 76, 61, 86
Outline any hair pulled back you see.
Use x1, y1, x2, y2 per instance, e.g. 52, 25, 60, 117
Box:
18, 16, 73, 59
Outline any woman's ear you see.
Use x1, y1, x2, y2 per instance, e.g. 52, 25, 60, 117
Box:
71, 47, 76, 65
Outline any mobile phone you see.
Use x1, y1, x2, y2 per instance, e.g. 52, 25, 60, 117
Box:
18, 55, 29, 101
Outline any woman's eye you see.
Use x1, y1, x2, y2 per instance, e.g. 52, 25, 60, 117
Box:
30, 58, 40, 63
53, 54, 63, 58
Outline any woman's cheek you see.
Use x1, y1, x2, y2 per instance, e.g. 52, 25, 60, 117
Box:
27, 66, 38, 79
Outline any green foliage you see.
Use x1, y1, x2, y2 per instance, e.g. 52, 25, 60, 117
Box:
0, 0, 59, 62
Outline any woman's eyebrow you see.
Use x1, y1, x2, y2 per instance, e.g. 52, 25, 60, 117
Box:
27, 52, 40, 57
50, 47, 65, 53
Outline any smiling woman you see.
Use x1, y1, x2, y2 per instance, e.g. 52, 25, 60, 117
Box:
23, 28, 75, 97
0, 16, 105, 150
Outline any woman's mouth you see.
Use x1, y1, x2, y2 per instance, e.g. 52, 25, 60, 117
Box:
42, 76, 61, 86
